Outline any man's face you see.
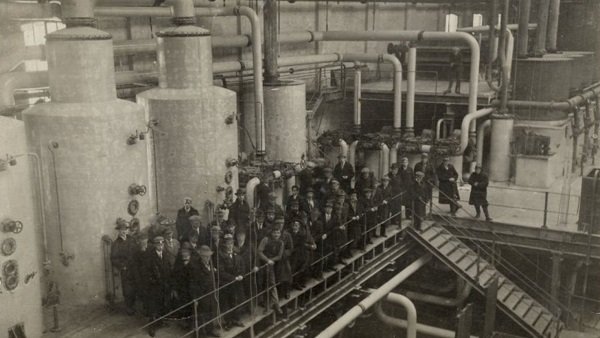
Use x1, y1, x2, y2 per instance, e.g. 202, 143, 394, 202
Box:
139, 239, 148, 251
271, 229, 281, 240
155, 241, 164, 252
238, 194, 245, 202
191, 221, 200, 229
332, 182, 340, 191
292, 188, 299, 196
476, 167, 482, 174
165, 232, 173, 241
292, 222, 301, 233
391, 168, 398, 175
237, 234, 246, 246
339, 156, 346, 163
190, 235, 198, 244
118, 228, 129, 237
422, 156, 429, 164
307, 192, 314, 200
361, 170, 369, 178
366, 191, 373, 199
200, 255, 211, 264
401, 160, 408, 167
182, 252, 191, 265
225, 241, 234, 252
383, 180, 389, 187
257, 215, 265, 223
325, 206, 332, 214
184, 199, 192, 208
324, 171, 332, 178
266, 212, 275, 221
351, 193, 358, 202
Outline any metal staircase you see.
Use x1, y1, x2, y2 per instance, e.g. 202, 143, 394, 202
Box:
409, 221, 564, 338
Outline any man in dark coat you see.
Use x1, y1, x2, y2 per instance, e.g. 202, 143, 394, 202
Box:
398, 157, 415, 219
143, 236, 173, 337
171, 248, 193, 321
345, 190, 362, 250
315, 166, 335, 204
110, 218, 139, 315
317, 202, 338, 271
255, 175, 272, 209
388, 163, 403, 224
436, 156, 461, 215
333, 154, 354, 193
217, 234, 245, 329
298, 162, 316, 196
186, 215, 209, 246
289, 219, 316, 290
229, 188, 250, 233
468, 165, 492, 221
414, 153, 437, 201
354, 167, 376, 200
189, 245, 221, 337
176, 197, 200, 241
357, 188, 378, 244
411, 171, 431, 231
443, 47, 463, 95
375, 176, 393, 237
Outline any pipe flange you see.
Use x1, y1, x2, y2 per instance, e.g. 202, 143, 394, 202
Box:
172, 16, 197, 26
1, 238, 16, 256
3, 260, 18, 276
46, 26, 112, 41
127, 200, 140, 216
156, 25, 210, 38
5, 274, 18, 291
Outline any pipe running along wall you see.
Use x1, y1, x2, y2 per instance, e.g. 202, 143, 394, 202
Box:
315, 254, 432, 338
94, 5, 266, 156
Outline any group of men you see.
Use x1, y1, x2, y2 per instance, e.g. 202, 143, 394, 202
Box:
111, 152, 492, 337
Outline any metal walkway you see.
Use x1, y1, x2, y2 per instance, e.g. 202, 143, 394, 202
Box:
409, 221, 563, 338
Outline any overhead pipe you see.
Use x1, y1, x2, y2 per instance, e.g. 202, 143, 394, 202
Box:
486, 0, 499, 86
517, 0, 532, 58
245, 177, 260, 208
456, 23, 536, 33
375, 300, 477, 338
380, 143, 390, 179
315, 254, 432, 338
494, 82, 600, 111
0, 1, 61, 19
405, 46, 417, 137
477, 119, 491, 166
308, 31, 480, 136
460, 107, 495, 155
264, 0, 279, 82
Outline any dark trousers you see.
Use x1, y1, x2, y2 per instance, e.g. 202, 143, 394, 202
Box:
446, 66, 462, 93
474, 204, 490, 218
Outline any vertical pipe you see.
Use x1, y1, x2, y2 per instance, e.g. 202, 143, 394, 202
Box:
543, 191, 549, 228
517, 0, 531, 58
476, 120, 491, 166
546, 0, 560, 53
499, 0, 510, 114
405, 46, 417, 137
533, 0, 551, 56
354, 65, 362, 132
487, 0, 498, 77
264, 0, 280, 82
386, 293, 417, 338
489, 117, 513, 181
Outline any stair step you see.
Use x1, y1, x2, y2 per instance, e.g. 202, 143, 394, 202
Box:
498, 284, 516, 302
420, 227, 439, 240
430, 235, 451, 249
524, 306, 544, 328
454, 251, 473, 266
511, 292, 526, 310
518, 300, 535, 318
533, 313, 553, 335
505, 291, 525, 310
426, 230, 444, 242
438, 241, 459, 256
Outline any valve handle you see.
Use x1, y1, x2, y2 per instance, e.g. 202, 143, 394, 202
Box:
139, 185, 147, 196
13, 221, 23, 234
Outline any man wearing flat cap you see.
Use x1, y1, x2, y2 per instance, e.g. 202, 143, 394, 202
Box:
399, 157, 415, 219
414, 153, 437, 201
229, 188, 250, 234
388, 163, 403, 224
354, 166, 376, 200
298, 162, 316, 196
143, 235, 173, 337
218, 234, 245, 329
186, 215, 209, 247
333, 154, 355, 194
111, 218, 139, 315
468, 165, 492, 221
176, 197, 199, 241
357, 187, 378, 244
190, 245, 221, 337
163, 227, 180, 267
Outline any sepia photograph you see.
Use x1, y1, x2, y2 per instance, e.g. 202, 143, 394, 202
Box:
0, 0, 599, 337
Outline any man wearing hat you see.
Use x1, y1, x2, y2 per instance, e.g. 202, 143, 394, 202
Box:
217, 234, 245, 329
358, 187, 378, 244
257, 226, 284, 317
110, 218, 139, 315
399, 157, 415, 219
143, 235, 173, 337
262, 192, 284, 219
411, 171, 430, 230
436, 156, 461, 215
186, 215, 209, 246
190, 245, 221, 337
345, 189, 362, 250
468, 165, 492, 221
273, 217, 293, 300
414, 152, 437, 200
285, 185, 304, 211
298, 162, 316, 196
285, 198, 308, 227
176, 197, 200, 241
388, 163, 403, 224
316, 201, 337, 272
354, 166, 376, 199
256, 173, 272, 210
163, 227, 180, 267
375, 175, 393, 237
333, 154, 355, 193
315, 166, 334, 202
171, 248, 193, 321
229, 188, 250, 233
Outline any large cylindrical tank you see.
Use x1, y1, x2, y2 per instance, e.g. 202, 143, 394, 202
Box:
0, 117, 43, 337
243, 80, 307, 162
137, 25, 238, 222
22, 27, 152, 305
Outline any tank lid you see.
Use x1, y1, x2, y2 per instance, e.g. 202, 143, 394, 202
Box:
156, 25, 210, 38
46, 27, 112, 41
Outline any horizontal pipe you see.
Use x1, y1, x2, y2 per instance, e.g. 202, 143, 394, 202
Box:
316, 254, 431, 338
0, 2, 61, 19
0, 72, 49, 112
494, 83, 600, 111
457, 23, 537, 33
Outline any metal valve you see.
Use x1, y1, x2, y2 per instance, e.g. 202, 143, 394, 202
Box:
128, 184, 147, 196
225, 158, 239, 167
1, 219, 23, 234
127, 131, 146, 145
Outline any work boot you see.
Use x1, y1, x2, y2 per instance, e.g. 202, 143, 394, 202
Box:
483, 206, 492, 221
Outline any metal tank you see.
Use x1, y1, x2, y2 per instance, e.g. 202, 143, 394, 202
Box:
0, 117, 43, 337
243, 80, 307, 162
22, 27, 152, 305
137, 24, 238, 222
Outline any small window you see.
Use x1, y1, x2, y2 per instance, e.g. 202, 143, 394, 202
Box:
8, 322, 26, 338
445, 14, 458, 32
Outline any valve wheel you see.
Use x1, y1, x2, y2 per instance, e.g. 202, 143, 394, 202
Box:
3, 260, 18, 276
5, 274, 18, 291
1, 238, 16, 256
127, 200, 140, 216
13, 221, 23, 234
138, 185, 147, 196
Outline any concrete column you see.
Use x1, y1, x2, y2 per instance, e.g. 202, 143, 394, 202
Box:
517, 0, 531, 58
546, 0, 560, 52
533, 0, 551, 56
489, 117, 513, 182
264, 0, 279, 82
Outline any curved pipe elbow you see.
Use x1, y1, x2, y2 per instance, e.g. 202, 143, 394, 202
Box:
460, 108, 495, 154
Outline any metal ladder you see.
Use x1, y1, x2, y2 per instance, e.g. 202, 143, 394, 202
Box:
409, 221, 564, 338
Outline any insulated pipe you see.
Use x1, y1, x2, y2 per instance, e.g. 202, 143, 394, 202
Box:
498, 0, 510, 114
376, 294, 417, 338
354, 64, 362, 131
405, 46, 417, 137
436, 118, 453, 140
310, 31, 480, 134
389, 143, 399, 167
405, 281, 472, 307
487, 0, 498, 82
245, 177, 260, 208
546, 0, 560, 53
380, 143, 390, 179
375, 301, 477, 338
339, 139, 349, 158
493, 82, 600, 111
533, 0, 551, 56
517, 0, 532, 58
0, 2, 61, 19
456, 23, 535, 33
315, 254, 431, 338
460, 108, 495, 154
477, 119, 491, 166
0, 72, 49, 112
